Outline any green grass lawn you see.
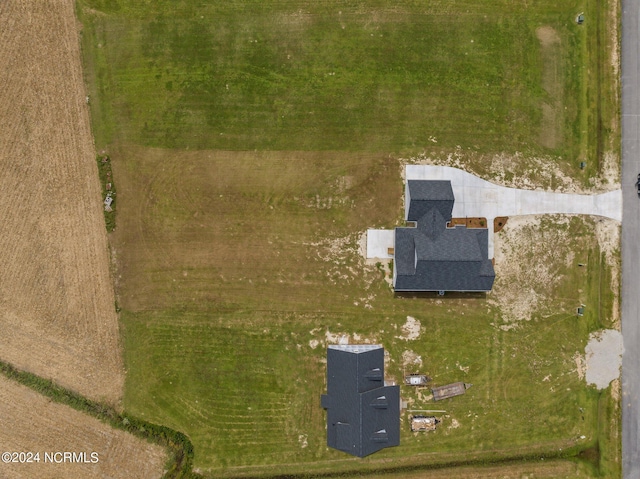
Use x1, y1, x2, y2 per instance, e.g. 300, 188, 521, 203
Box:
79, 0, 598, 162
76, 0, 620, 476
121, 306, 602, 475
111, 148, 617, 477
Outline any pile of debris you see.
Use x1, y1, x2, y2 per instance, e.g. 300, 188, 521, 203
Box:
104, 192, 113, 212
404, 373, 431, 386
410, 415, 440, 432
100, 155, 115, 213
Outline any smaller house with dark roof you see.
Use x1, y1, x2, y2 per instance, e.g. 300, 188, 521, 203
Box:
394, 180, 495, 293
321, 345, 400, 457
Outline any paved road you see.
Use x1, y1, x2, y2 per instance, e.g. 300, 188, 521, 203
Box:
622, 0, 640, 476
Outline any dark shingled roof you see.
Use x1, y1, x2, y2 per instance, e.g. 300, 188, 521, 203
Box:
408, 180, 454, 201
395, 180, 495, 292
321, 345, 400, 457
407, 180, 454, 223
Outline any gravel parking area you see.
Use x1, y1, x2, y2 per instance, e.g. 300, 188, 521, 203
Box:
585, 329, 624, 389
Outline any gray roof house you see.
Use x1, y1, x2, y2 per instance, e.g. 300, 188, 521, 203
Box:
394, 180, 495, 293
321, 345, 400, 457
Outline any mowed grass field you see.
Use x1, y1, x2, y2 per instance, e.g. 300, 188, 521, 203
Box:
111, 148, 615, 477
76, 0, 620, 477
79, 0, 615, 164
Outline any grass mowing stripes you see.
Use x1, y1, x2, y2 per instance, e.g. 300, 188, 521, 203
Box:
76, 0, 620, 476
113, 150, 615, 475
80, 0, 588, 160
107, 148, 616, 476
120, 305, 606, 475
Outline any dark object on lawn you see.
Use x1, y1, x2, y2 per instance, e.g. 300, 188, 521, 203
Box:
431, 382, 472, 401
576, 13, 585, 24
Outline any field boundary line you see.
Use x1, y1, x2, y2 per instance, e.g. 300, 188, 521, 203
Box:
0, 360, 200, 479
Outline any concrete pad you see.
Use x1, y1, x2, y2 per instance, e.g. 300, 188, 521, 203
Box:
407, 165, 622, 220
366, 229, 395, 259
406, 165, 622, 257
586, 329, 624, 389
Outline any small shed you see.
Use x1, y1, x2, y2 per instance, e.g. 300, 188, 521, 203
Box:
410, 415, 439, 432
431, 382, 472, 401
404, 374, 431, 386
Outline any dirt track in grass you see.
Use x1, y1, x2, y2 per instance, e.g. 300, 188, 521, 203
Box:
0, 0, 123, 403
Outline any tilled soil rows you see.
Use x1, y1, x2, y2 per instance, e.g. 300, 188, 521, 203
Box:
0, 0, 123, 403
0, 376, 166, 479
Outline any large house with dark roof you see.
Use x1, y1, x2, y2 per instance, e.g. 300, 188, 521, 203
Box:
321, 345, 400, 457
393, 180, 495, 293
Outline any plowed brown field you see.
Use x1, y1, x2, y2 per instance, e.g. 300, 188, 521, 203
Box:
0, 376, 166, 479
0, 1, 123, 402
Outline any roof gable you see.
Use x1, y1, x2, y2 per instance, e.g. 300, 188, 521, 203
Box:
395, 179, 495, 292
322, 346, 400, 457
407, 180, 454, 222
414, 227, 483, 262
408, 180, 454, 201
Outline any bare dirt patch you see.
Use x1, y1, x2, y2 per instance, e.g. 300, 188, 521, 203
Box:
396, 316, 422, 340
491, 216, 547, 321
573, 352, 586, 381
596, 150, 621, 190
309, 329, 379, 349
447, 217, 487, 229
402, 151, 598, 194
490, 215, 589, 322
0, 0, 123, 402
324, 330, 351, 345
402, 350, 423, 368
611, 377, 621, 401
494, 216, 508, 233
0, 376, 166, 479
536, 26, 561, 48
